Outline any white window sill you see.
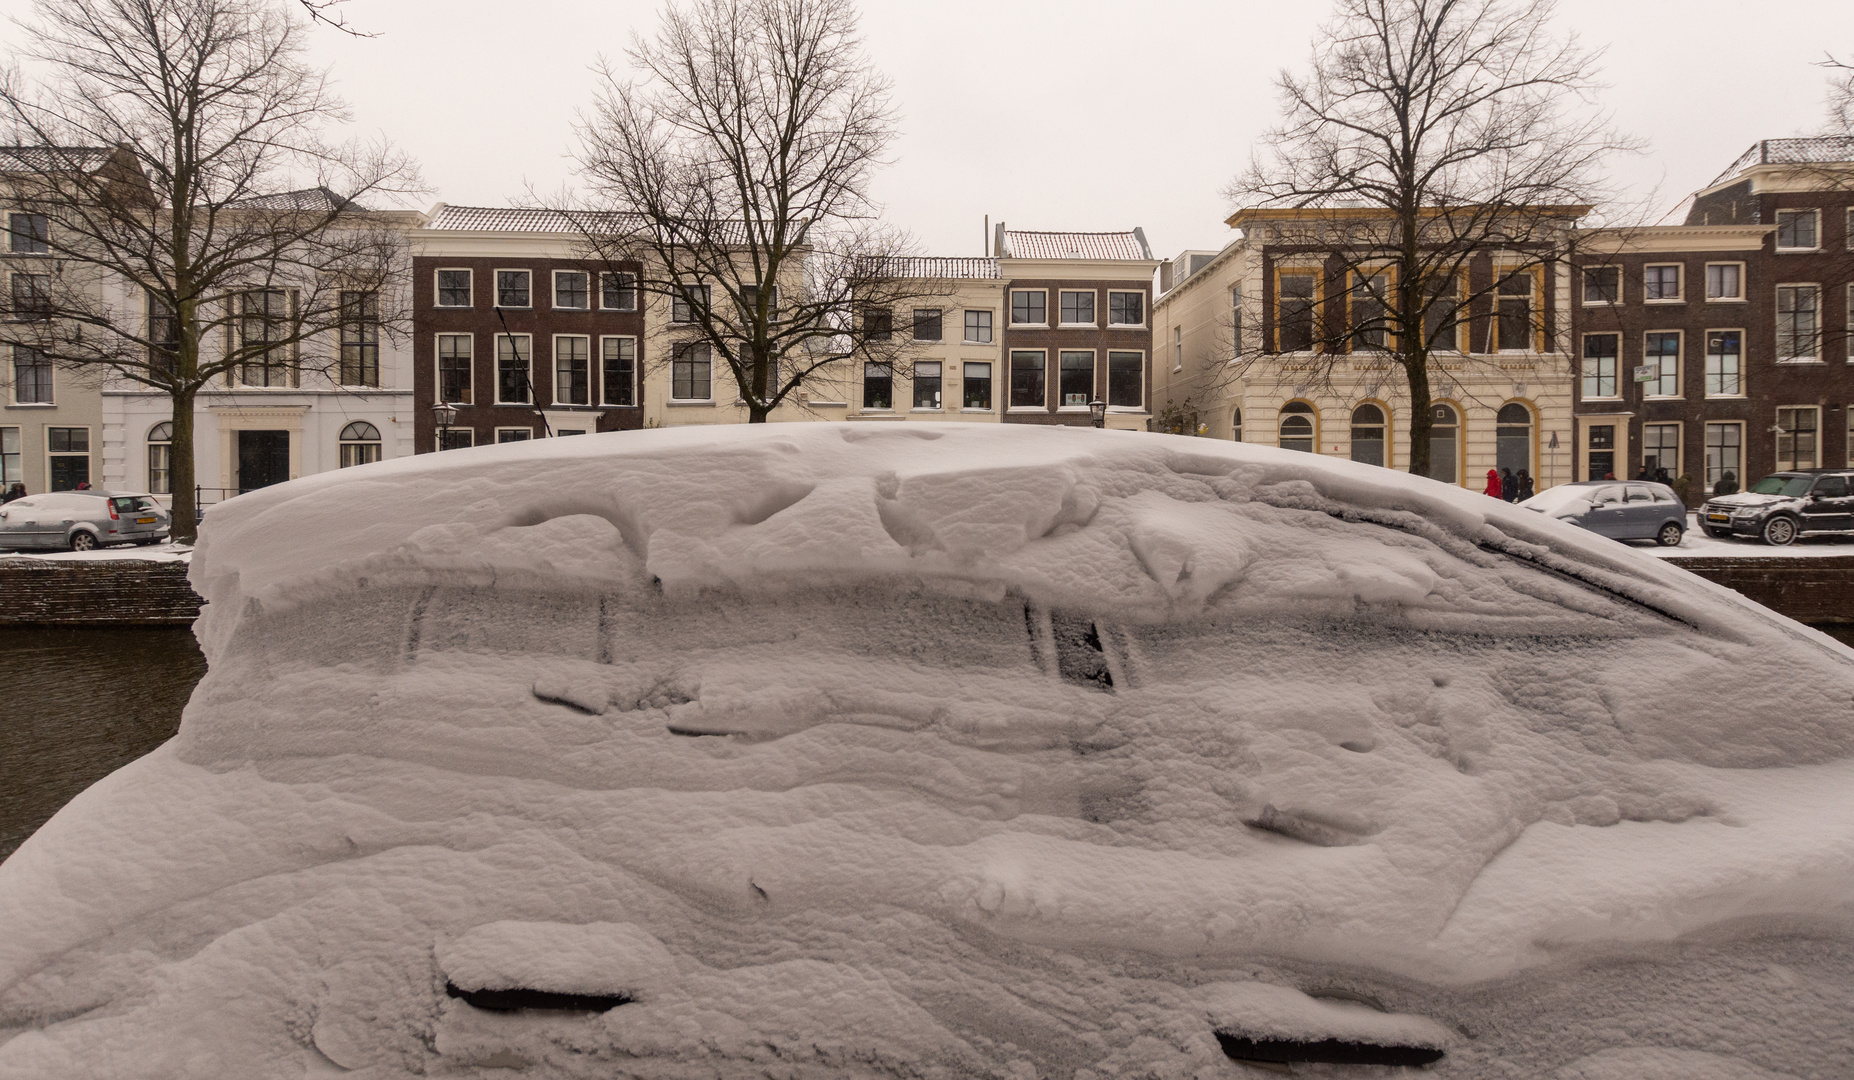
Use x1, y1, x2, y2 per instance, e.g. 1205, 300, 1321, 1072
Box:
909, 408, 943, 414
1108, 406, 1146, 414
493, 401, 536, 407
1107, 322, 1147, 329
1010, 323, 1049, 330
960, 407, 993, 413
601, 403, 639, 409
1582, 396, 1625, 402
1704, 394, 1748, 400
1056, 406, 1093, 413
1644, 298, 1685, 304
1775, 248, 1822, 254
599, 307, 640, 314
1776, 359, 1826, 365
1006, 406, 1047, 414
666, 399, 716, 406
434, 304, 472, 310
1703, 297, 1747, 303
5, 402, 56, 408
807, 400, 848, 408
1057, 323, 1099, 330
1580, 300, 1618, 306
961, 340, 994, 347
1643, 394, 1683, 401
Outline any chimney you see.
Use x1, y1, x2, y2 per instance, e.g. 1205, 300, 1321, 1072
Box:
994, 221, 1006, 258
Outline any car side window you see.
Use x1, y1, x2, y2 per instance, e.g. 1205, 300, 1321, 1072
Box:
1625, 485, 1653, 503
1592, 486, 1621, 505
1815, 476, 1849, 498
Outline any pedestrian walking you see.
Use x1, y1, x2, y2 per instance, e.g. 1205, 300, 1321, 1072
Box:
1, 482, 23, 503
1483, 469, 1502, 497
1499, 467, 1517, 501
1713, 471, 1739, 497
1516, 469, 1534, 501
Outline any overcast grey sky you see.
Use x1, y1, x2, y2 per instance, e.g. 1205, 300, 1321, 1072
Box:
9, 0, 1852, 258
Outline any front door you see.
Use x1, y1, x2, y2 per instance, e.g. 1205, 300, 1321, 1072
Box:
237, 430, 290, 494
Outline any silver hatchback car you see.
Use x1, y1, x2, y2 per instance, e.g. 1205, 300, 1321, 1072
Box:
1519, 480, 1687, 546
0, 490, 171, 551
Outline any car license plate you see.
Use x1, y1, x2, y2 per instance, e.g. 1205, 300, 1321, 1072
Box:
137, 516, 157, 524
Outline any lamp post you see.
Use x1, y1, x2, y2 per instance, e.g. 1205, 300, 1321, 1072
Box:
1089, 399, 1107, 429
432, 400, 458, 452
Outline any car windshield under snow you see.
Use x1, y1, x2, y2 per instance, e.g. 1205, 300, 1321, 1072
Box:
1749, 475, 1814, 497
1517, 485, 1595, 513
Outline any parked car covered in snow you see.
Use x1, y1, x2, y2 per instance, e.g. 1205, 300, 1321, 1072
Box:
0, 490, 170, 551
1701, 469, 1854, 545
1518, 479, 1686, 546
3, 427, 1852, 1078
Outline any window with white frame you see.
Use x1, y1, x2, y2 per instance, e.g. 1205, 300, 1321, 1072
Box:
339, 290, 379, 387
1776, 209, 1819, 251
962, 362, 991, 410
863, 308, 892, 341
1059, 290, 1095, 326
439, 427, 473, 451
1231, 407, 1242, 443
601, 337, 635, 406
1777, 285, 1821, 361
1276, 272, 1316, 352
1, 426, 19, 487
1107, 291, 1144, 326
146, 422, 171, 492
1643, 423, 1679, 476
1351, 272, 1389, 351
496, 334, 532, 403
1705, 330, 1742, 396
148, 293, 178, 373
1705, 263, 1743, 301
1582, 334, 1618, 399
672, 342, 712, 400
437, 334, 472, 404
436, 269, 471, 307
1644, 331, 1679, 397
671, 284, 710, 324
912, 308, 942, 342
495, 270, 531, 308
1705, 422, 1742, 490
554, 335, 590, 405
1010, 351, 1044, 408
1777, 406, 1819, 470
1582, 265, 1619, 304
601, 272, 637, 311
338, 421, 381, 468
963, 309, 992, 343
912, 361, 942, 409
11, 345, 51, 403
10, 272, 50, 320
862, 360, 892, 409
739, 283, 778, 323
48, 426, 88, 490
235, 288, 296, 387
1058, 351, 1094, 407
1172, 325, 1182, 370
1230, 284, 1243, 345
1643, 264, 1681, 302
1010, 290, 1046, 326
496, 428, 532, 443
554, 271, 589, 310
1107, 351, 1142, 408
8, 213, 48, 254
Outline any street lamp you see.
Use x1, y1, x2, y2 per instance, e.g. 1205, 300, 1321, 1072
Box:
432, 400, 458, 451
1089, 399, 1107, 429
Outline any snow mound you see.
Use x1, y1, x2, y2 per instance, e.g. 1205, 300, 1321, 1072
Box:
4, 424, 1854, 1077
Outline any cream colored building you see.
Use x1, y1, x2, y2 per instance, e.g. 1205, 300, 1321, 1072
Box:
1152, 212, 1577, 492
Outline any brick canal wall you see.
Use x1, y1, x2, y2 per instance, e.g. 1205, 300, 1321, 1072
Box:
1, 555, 1851, 628
1661, 556, 1854, 625
0, 558, 202, 626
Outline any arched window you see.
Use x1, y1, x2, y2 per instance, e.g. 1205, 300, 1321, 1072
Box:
146, 422, 172, 494
339, 421, 382, 468
1427, 404, 1459, 484
1279, 401, 1315, 453
1232, 408, 1243, 442
1350, 404, 1386, 467
1496, 402, 1533, 477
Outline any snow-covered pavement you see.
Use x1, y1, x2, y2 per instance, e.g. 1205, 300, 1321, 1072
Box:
2, 426, 1851, 1078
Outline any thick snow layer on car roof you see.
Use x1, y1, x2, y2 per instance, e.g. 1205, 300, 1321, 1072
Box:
3, 424, 1853, 1078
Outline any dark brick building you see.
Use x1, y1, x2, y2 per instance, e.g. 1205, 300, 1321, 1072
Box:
1572, 139, 1854, 501
411, 206, 645, 451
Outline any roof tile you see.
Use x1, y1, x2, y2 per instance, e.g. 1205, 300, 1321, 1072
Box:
1001, 229, 1150, 261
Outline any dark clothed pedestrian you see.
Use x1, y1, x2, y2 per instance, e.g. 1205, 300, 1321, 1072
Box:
1516, 470, 1534, 501
1713, 471, 1739, 497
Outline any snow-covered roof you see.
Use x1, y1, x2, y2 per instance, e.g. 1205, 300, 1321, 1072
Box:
1001, 228, 1153, 261
863, 256, 1000, 279
0, 145, 116, 174
424, 204, 641, 234
226, 186, 367, 213
4, 425, 1853, 1075
1707, 136, 1854, 189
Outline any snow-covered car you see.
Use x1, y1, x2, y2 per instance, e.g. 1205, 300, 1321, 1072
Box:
3, 425, 1853, 1079
0, 490, 170, 550
1518, 479, 1686, 546
1701, 469, 1854, 545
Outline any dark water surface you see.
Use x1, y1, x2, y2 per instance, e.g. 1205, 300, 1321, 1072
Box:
0, 626, 206, 860
3, 621, 1854, 864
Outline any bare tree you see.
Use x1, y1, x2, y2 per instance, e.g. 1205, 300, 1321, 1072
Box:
1225, 0, 1637, 476
570, 0, 941, 423
0, 0, 420, 541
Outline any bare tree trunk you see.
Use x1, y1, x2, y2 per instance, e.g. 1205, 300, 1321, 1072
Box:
169, 387, 199, 545
1404, 359, 1432, 479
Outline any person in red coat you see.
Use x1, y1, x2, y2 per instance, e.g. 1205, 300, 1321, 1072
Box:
1483, 469, 1502, 497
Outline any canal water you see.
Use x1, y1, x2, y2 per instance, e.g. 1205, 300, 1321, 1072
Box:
4, 622, 1854, 864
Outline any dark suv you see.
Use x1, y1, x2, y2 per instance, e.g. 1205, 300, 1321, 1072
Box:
1701, 470, 1854, 545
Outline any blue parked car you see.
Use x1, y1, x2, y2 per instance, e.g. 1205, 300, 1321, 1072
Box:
1519, 480, 1686, 546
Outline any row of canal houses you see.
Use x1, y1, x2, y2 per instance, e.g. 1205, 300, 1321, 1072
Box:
2, 138, 1851, 506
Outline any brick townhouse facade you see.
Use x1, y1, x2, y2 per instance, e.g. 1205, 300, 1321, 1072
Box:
1571, 138, 1854, 502
412, 206, 647, 451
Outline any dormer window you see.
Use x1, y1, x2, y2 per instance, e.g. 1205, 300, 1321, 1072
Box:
1776, 209, 1819, 251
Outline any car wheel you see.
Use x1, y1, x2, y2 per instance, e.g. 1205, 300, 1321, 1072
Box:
69, 531, 97, 552
1761, 516, 1798, 546
1656, 522, 1684, 547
